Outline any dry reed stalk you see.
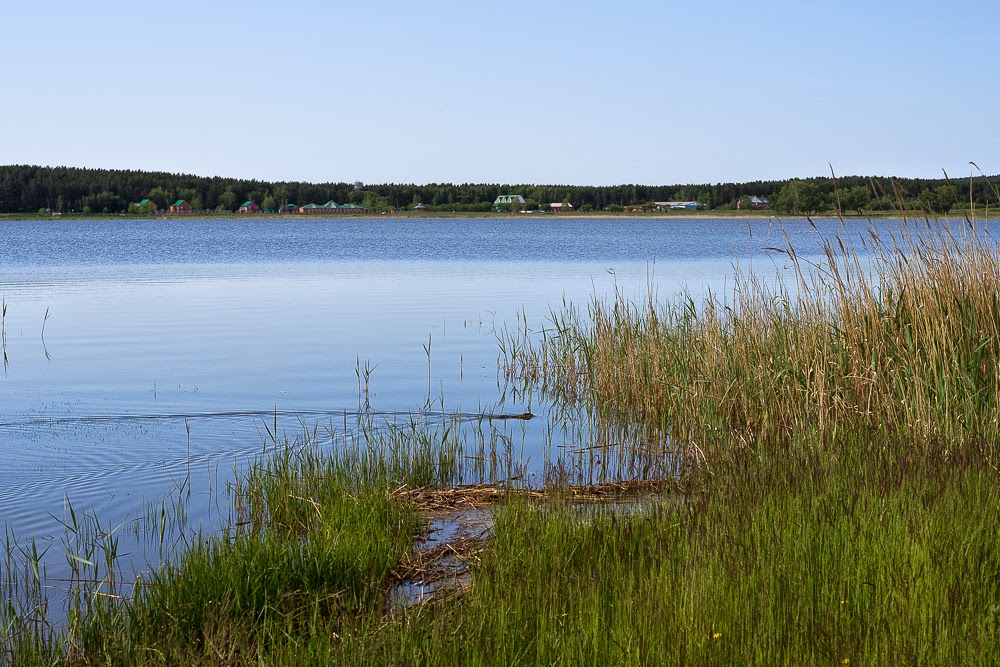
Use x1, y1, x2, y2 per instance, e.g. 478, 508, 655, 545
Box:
392, 479, 680, 514
391, 537, 487, 585
392, 484, 529, 513
504, 218, 1000, 467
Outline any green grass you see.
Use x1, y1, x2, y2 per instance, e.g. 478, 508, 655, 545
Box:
350, 467, 1000, 665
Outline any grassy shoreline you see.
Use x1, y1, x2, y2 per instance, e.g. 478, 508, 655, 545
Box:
4, 217, 1000, 665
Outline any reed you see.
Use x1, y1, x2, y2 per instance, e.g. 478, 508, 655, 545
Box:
503, 218, 1000, 470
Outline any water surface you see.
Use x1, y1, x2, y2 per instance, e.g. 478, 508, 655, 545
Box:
0, 215, 868, 552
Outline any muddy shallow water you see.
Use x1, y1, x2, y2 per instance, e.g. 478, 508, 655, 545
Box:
390, 506, 494, 608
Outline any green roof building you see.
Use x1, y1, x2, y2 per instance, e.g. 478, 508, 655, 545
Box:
494, 194, 525, 212
298, 201, 368, 214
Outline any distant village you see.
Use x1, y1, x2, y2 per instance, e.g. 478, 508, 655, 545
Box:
132, 194, 771, 216
9, 165, 984, 218
490, 195, 769, 213
132, 198, 370, 215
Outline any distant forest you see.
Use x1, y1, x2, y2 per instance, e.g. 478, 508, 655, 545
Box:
0, 164, 997, 216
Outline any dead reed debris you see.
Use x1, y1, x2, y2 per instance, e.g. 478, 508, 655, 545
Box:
391, 479, 678, 513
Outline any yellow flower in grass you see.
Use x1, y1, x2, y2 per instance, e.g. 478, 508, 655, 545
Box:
712, 632, 722, 639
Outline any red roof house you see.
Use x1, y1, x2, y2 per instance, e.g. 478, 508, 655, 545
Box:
169, 199, 192, 214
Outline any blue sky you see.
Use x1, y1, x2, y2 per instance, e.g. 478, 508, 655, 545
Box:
2, 0, 997, 185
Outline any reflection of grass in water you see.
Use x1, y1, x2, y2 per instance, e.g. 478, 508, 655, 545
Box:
41, 307, 50, 362
0, 302, 52, 369
6, 215, 1000, 663
1, 298, 7, 373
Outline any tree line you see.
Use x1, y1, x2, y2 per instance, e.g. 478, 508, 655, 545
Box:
0, 164, 996, 216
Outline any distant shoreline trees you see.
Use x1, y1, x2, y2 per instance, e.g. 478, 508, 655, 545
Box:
0, 165, 995, 215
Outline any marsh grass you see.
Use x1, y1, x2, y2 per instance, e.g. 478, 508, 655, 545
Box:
503, 217, 1000, 468
482, 214, 1000, 663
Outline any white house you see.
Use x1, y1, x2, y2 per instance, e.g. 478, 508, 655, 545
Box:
494, 195, 526, 211
654, 201, 700, 211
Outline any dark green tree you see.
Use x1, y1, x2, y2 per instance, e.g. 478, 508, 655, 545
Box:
776, 180, 826, 214
219, 190, 238, 211
147, 186, 171, 209
835, 186, 868, 216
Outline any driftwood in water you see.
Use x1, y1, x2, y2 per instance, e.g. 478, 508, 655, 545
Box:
485, 412, 534, 421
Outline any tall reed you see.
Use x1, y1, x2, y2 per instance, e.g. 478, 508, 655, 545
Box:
504, 218, 1000, 469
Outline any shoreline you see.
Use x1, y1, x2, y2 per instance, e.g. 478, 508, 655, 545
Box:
0, 210, 978, 222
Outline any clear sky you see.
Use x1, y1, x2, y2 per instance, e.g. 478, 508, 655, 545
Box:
2, 0, 997, 186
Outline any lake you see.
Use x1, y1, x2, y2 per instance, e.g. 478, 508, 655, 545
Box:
0, 215, 870, 581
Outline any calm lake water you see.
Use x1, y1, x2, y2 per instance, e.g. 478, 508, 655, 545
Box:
0, 215, 876, 581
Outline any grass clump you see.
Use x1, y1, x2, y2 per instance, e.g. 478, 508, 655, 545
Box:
60, 438, 421, 665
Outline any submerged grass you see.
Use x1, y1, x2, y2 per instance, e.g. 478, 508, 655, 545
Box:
4, 216, 1000, 664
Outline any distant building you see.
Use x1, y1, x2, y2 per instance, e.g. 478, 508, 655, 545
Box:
736, 196, 769, 210
337, 203, 368, 213
298, 201, 368, 214
549, 202, 574, 212
413, 204, 428, 211
494, 194, 525, 211
654, 201, 700, 211
169, 199, 192, 214
238, 200, 260, 213
353, 181, 364, 191
133, 198, 158, 212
